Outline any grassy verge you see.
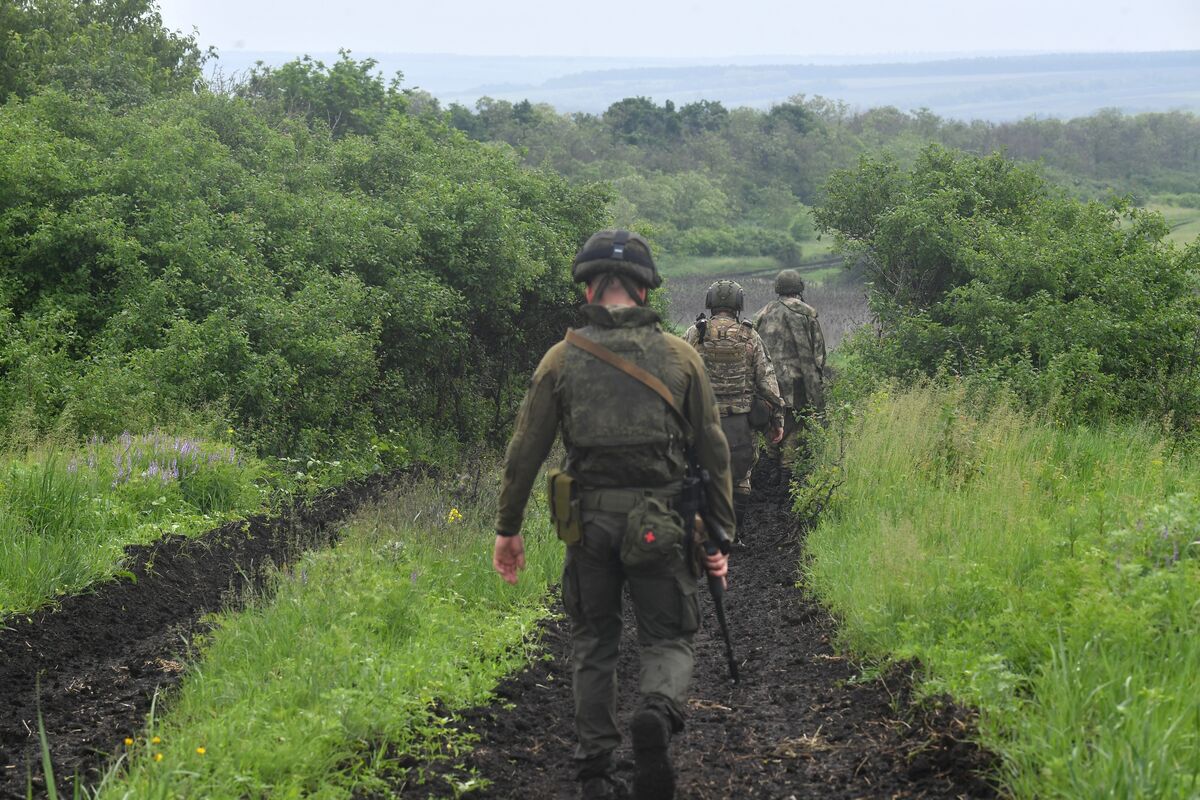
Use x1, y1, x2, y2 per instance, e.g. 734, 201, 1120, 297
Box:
799, 384, 1200, 798
0, 434, 264, 616
95, 469, 559, 799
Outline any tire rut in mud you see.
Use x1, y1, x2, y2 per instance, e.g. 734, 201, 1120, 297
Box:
0, 470, 405, 800
383, 496, 998, 799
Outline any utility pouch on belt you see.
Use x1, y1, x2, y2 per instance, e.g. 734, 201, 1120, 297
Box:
748, 395, 772, 431
621, 496, 686, 571
547, 469, 582, 546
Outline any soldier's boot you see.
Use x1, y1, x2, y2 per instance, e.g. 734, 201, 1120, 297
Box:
631, 708, 674, 800
733, 493, 750, 532
580, 773, 629, 800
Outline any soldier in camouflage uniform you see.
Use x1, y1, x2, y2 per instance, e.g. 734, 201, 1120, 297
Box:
493, 230, 735, 800
753, 269, 826, 472
683, 280, 785, 525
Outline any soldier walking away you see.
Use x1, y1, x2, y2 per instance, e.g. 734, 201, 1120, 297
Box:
492, 229, 736, 800
684, 280, 785, 527
753, 269, 826, 481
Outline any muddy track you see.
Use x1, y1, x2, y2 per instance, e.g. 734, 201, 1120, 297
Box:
381, 493, 998, 799
0, 470, 407, 799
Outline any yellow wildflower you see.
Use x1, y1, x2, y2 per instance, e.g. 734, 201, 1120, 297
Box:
124, 738, 134, 746
196, 747, 206, 755
151, 736, 161, 744
447, 507, 463, 523
153, 753, 163, 762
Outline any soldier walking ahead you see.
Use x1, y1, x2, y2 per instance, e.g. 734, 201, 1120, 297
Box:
493, 230, 735, 800
753, 269, 826, 477
684, 280, 785, 526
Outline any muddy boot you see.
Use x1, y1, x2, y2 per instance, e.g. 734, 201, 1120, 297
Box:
580, 773, 629, 800
631, 708, 674, 799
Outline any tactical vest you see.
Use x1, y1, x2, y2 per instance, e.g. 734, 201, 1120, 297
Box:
560, 322, 688, 486
695, 316, 755, 411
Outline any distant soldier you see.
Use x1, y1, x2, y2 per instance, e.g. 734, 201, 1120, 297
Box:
753, 269, 826, 474
684, 279, 784, 525
493, 230, 734, 800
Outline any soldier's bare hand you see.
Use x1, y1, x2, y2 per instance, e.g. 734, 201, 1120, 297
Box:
493, 534, 526, 585
769, 424, 785, 444
705, 549, 729, 589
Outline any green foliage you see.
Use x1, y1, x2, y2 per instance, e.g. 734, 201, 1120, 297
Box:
802, 384, 1200, 799
95, 470, 561, 799
0, 79, 607, 458
238, 51, 408, 139
0, 0, 203, 105
0, 434, 262, 614
816, 144, 1200, 428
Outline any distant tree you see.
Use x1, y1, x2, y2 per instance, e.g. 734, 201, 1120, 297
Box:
679, 100, 729, 134
603, 97, 680, 145
239, 51, 407, 138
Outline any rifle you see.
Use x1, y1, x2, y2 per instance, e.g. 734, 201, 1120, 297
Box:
680, 462, 738, 683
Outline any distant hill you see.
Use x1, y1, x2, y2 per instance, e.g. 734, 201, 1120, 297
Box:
213, 50, 1200, 122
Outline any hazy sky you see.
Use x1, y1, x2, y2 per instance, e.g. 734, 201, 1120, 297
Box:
157, 0, 1200, 58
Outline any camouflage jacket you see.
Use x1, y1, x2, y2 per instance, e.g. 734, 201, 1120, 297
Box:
683, 313, 785, 423
495, 304, 736, 539
753, 296, 826, 411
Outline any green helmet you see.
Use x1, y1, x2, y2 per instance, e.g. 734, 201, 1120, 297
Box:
705, 279, 744, 313
571, 229, 661, 289
774, 269, 805, 296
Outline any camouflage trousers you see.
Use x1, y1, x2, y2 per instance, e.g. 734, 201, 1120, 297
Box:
562, 506, 699, 779
764, 407, 812, 468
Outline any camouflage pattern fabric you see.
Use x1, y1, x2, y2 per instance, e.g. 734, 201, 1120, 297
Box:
683, 313, 785, 423
753, 297, 825, 412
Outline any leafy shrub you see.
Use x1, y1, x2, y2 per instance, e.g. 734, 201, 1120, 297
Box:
816, 144, 1200, 429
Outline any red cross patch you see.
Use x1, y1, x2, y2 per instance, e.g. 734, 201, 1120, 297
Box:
643, 530, 656, 543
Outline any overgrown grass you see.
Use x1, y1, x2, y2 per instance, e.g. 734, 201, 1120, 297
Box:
800, 384, 1200, 798
0, 434, 263, 616
95, 469, 560, 799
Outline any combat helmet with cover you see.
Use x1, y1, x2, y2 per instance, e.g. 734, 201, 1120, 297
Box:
774, 269, 805, 296
572, 230, 660, 305
704, 279, 745, 315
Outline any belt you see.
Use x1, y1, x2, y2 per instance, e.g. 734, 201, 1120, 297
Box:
579, 485, 682, 514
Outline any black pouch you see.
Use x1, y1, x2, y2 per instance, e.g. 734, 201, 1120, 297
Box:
748, 396, 773, 431
547, 469, 582, 545
621, 496, 686, 571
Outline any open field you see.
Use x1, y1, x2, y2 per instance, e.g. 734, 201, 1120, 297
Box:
802, 385, 1200, 798
657, 239, 837, 279
1146, 201, 1200, 246
663, 259, 871, 352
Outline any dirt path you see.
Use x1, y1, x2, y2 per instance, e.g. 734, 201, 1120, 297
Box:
387, 494, 997, 799
0, 471, 404, 800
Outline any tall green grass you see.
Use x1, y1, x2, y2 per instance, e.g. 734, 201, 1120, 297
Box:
95, 471, 560, 799
801, 385, 1200, 798
0, 434, 262, 615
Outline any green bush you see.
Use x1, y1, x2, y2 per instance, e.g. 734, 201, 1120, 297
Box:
816, 144, 1200, 429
